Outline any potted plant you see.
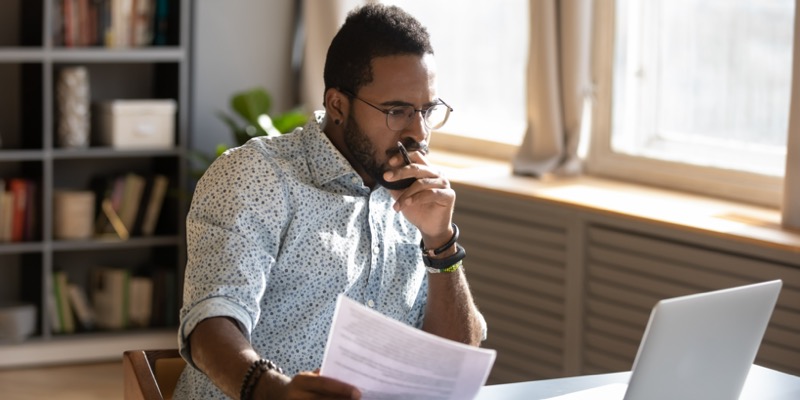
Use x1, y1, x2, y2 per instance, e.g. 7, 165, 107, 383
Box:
191, 87, 308, 181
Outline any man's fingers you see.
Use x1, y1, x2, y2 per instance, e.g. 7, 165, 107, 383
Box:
290, 372, 362, 399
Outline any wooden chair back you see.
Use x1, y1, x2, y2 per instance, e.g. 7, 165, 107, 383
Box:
123, 349, 186, 400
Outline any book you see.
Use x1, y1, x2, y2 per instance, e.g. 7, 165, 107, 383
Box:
128, 276, 153, 328
139, 174, 168, 236
152, 0, 169, 45
68, 283, 96, 330
63, 0, 75, 47
23, 180, 37, 241
150, 267, 176, 326
0, 179, 9, 242
53, 270, 76, 334
77, 0, 89, 46
91, 267, 130, 330
117, 173, 146, 233
90, 174, 117, 235
52, 0, 64, 46
130, 0, 154, 46
8, 178, 29, 242
46, 276, 62, 334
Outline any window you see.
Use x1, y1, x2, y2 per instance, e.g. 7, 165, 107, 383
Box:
380, 0, 529, 155
589, 0, 796, 207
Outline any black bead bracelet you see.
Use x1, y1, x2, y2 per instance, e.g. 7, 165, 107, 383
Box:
240, 358, 283, 400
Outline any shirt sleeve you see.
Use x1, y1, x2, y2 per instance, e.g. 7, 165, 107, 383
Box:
178, 142, 289, 368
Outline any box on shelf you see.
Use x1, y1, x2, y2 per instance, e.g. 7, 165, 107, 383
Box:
96, 99, 177, 149
0, 302, 36, 342
53, 190, 95, 240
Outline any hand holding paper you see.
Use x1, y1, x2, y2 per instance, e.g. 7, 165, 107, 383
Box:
320, 295, 496, 400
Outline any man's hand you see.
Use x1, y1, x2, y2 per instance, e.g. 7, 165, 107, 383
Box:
256, 370, 361, 400
384, 149, 455, 248
383, 151, 484, 346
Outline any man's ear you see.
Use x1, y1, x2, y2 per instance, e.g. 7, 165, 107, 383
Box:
324, 88, 349, 124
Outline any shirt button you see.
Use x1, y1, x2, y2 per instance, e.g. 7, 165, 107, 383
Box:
372, 246, 380, 255
367, 299, 375, 308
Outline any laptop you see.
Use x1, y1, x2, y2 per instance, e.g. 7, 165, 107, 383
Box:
548, 279, 783, 400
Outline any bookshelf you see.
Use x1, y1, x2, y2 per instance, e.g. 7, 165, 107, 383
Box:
0, 0, 190, 367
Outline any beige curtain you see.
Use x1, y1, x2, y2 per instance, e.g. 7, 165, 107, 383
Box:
512, 0, 594, 177
782, 0, 800, 229
299, 0, 365, 113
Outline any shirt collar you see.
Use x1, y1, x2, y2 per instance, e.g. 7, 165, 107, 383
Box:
303, 111, 364, 188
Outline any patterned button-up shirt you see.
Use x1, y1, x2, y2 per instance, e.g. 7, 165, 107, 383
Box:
174, 111, 428, 399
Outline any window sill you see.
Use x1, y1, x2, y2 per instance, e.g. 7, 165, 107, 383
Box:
430, 149, 800, 254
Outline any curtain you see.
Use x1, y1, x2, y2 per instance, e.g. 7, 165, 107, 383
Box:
298, 0, 365, 113
782, 0, 800, 229
512, 0, 594, 177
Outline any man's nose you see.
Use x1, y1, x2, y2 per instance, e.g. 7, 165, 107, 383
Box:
403, 111, 428, 143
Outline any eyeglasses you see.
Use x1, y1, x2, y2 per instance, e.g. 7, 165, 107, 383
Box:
341, 89, 453, 132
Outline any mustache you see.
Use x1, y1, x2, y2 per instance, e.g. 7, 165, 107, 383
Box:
389, 140, 429, 157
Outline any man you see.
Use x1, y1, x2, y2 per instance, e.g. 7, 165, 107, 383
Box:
174, 4, 485, 399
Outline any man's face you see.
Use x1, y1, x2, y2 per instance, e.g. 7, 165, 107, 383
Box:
342, 110, 422, 190
342, 53, 438, 190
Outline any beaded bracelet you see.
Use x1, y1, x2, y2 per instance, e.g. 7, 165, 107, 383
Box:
240, 358, 283, 400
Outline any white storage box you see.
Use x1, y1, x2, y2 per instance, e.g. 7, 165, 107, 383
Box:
97, 99, 176, 149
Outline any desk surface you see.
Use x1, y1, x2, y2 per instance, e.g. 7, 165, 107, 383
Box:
474, 365, 800, 400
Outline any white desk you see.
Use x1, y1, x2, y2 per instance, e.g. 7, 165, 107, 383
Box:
475, 365, 800, 400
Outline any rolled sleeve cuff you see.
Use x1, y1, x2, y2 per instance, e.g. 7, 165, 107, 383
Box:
178, 296, 254, 370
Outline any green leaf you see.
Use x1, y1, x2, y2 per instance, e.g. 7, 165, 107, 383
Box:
215, 143, 230, 157
231, 88, 272, 125
272, 111, 308, 134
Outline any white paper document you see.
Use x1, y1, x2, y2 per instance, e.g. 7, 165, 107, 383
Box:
320, 294, 496, 400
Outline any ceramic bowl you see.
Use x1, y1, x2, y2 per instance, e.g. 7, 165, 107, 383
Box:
0, 302, 37, 342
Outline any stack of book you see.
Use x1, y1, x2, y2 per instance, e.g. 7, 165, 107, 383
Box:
48, 266, 177, 334
92, 172, 169, 239
0, 178, 37, 243
54, 0, 172, 48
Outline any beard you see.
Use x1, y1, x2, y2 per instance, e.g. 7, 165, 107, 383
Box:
342, 114, 420, 190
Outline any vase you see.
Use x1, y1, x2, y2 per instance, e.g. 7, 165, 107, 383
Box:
57, 66, 91, 148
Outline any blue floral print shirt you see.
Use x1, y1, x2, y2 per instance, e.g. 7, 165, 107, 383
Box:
174, 111, 428, 399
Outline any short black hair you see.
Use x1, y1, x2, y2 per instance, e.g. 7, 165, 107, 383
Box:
323, 4, 433, 97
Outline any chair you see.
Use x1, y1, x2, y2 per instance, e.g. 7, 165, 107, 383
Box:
123, 349, 186, 400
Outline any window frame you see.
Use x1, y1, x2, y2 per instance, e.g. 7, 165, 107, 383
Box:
585, 0, 791, 209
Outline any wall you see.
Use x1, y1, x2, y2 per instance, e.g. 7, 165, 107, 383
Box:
191, 1, 296, 156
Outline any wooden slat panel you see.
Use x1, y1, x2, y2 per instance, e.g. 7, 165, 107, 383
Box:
485, 314, 563, 349
454, 187, 569, 227
467, 254, 564, 299
458, 212, 566, 249
453, 195, 568, 383
582, 347, 634, 373
585, 315, 645, 344
584, 225, 800, 376
588, 226, 800, 290
486, 333, 563, 367
473, 295, 563, 333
